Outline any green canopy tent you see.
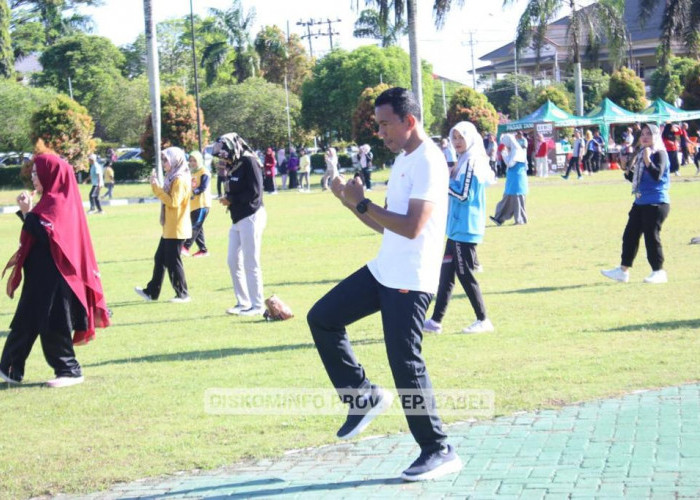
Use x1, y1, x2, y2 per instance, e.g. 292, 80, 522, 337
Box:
585, 98, 649, 146
641, 98, 700, 123
497, 100, 596, 136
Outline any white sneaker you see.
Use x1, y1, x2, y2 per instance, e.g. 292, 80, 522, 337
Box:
474, 264, 484, 273
169, 295, 191, 303
238, 307, 265, 316
462, 318, 494, 334
601, 267, 629, 283
134, 286, 153, 301
225, 304, 249, 315
46, 376, 84, 388
643, 269, 667, 284
422, 318, 442, 334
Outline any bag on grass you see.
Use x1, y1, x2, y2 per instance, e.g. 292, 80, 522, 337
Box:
264, 295, 293, 321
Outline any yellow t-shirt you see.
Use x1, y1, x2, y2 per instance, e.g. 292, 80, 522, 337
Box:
152, 177, 192, 239
190, 168, 212, 210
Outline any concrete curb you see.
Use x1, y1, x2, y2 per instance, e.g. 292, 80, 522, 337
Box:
0, 197, 160, 215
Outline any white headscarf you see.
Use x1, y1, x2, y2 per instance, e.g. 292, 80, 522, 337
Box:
449, 121, 493, 182
632, 123, 668, 195
500, 133, 527, 167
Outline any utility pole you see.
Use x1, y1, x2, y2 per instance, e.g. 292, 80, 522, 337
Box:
297, 18, 341, 55
469, 31, 476, 89
189, 0, 203, 153
514, 41, 519, 119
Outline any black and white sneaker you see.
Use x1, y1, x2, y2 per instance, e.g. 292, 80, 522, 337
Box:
401, 444, 462, 481
336, 387, 394, 440
0, 368, 21, 385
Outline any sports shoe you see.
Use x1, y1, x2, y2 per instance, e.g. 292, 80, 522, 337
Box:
238, 307, 265, 316
422, 318, 442, 334
192, 250, 209, 258
181, 247, 191, 257
337, 387, 394, 440
489, 215, 502, 226
601, 266, 629, 283
225, 304, 249, 315
462, 318, 495, 334
643, 269, 668, 284
0, 368, 20, 385
474, 264, 484, 273
46, 376, 84, 388
169, 295, 191, 303
134, 286, 153, 301
401, 444, 463, 481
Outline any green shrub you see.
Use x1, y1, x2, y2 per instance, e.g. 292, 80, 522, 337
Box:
310, 153, 325, 170
0, 166, 23, 187
112, 160, 150, 182
338, 153, 353, 170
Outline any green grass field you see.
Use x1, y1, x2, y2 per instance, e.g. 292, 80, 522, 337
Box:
0, 169, 699, 498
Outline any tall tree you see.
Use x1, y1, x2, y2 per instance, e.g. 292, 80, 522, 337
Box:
503, 0, 627, 115
355, 0, 464, 118
353, 8, 406, 47
254, 25, 312, 94
639, 0, 700, 66
0, 0, 13, 78
200, 0, 257, 85
10, 0, 100, 45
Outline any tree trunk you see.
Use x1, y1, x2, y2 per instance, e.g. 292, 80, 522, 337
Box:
144, 0, 162, 181
574, 62, 583, 115
406, 0, 423, 118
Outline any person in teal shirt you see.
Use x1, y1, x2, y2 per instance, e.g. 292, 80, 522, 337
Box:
490, 134, 528, 225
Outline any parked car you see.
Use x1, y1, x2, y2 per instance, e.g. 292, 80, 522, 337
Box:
0, 152, 32, 167
117, 148, 143, 161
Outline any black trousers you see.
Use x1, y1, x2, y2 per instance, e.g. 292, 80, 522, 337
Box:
668, 150, 680, 173
144, 237, 188, 299
89, 185, 102, 211
431, 240, 487, 323
621, 203, 670, 271
361, 167, 372, 189
184, 208, 209, 252
217, 175, 226, 197
307, 266, 447, 453
0, 326, 81, 381
563, 156, 582, 178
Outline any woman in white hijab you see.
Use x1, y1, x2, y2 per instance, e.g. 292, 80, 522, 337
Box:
135, 146, 193, 303
423, 121, 496, 335
601, 123, 671, 284
490, 133, 529, 225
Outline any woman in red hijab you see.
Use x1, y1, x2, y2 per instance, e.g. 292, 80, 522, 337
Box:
1, 152, 110, 387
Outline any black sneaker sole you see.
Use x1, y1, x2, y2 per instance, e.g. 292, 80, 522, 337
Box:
401, 455, 463, 481
337, 390, 394, 440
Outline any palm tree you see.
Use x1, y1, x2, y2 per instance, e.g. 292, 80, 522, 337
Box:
503, 0, 627, 115
10, 0, 98, 44
639, 0, 700, 66
353, 0, 463, 117
353, 8, 406, 47
200, 0, 257, 85
143, 0, 162, 181
1, 0, 13, 78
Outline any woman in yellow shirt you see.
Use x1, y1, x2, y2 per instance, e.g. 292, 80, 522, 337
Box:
181, 151, 212, 257
134, 147, 192, 303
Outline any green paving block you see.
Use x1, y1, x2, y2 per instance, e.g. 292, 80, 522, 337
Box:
520, 488, 547, 500
472, 479, 501, 495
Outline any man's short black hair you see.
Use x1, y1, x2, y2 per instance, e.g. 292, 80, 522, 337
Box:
374, 87, 422, 123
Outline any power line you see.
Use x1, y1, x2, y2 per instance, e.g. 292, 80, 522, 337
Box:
296, 18, 341, 58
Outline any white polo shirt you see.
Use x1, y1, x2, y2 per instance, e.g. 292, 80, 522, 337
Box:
367, 140, 448, 294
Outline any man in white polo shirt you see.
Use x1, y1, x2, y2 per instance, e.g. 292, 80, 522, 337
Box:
307, 87, 462, 482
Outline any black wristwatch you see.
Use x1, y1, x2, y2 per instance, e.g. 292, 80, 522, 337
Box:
356, 198, 371, 214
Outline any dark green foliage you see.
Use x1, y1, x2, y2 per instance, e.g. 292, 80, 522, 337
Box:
111, 160, 150, 181
0, 166, 23, 187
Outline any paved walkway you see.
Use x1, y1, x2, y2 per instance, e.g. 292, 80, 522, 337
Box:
57, 383, 700, 499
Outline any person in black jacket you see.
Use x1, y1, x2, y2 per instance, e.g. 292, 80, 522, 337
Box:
214, 133, 268, 317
